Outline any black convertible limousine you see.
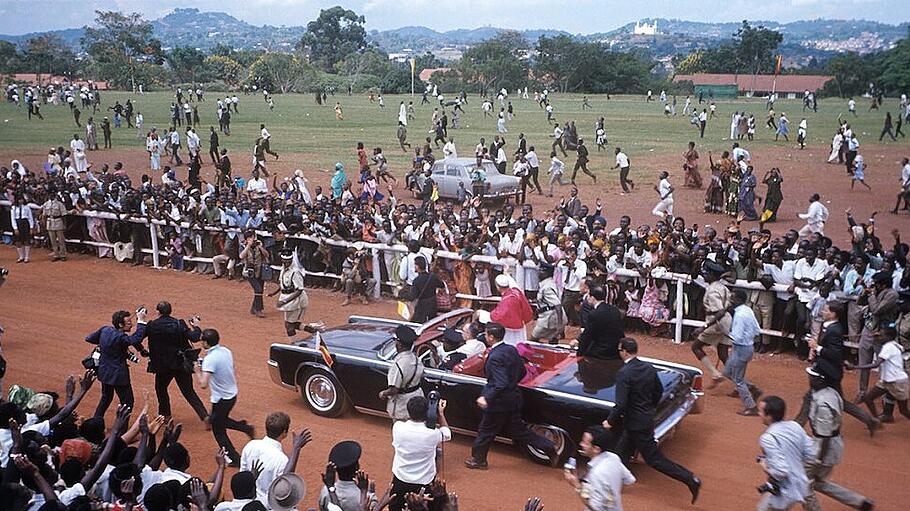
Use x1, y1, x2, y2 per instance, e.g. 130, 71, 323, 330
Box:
268, 308, 704, 464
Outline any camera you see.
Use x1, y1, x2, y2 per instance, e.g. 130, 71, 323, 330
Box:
126, 350, 140, 365
425, 389, 441, 429
756, 479, 781, 496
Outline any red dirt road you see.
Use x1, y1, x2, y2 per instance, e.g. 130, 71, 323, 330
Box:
1, 248, 909, 510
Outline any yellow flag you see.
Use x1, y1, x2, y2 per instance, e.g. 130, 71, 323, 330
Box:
397, 300, 411, 320
430, 184, 440, 202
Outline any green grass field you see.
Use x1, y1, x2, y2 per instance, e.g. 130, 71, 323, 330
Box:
0, 90, 899, 174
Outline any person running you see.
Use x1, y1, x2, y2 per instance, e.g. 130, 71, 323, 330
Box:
880, 112, 897, 141
571, 138, 595, 185
652, 171, 674, 220
851, 154, 872, 191
612, 147, 634, 194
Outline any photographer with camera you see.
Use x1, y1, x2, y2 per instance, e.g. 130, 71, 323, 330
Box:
340, 248, 376, 306
756, 395, 814, 510
84, 307, 150, 417
240, 230, 271, 318
389, 395, 451, 511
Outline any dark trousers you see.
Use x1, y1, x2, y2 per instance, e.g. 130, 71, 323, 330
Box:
389, 475, 430, 511
619, 166, 633, 192
94, 382, 134, 418
209, 147, 219, 164
210, 396, 251, 460
528, 167, 542, 194
412, 297, 438, 324
572, 159, 594, 182
617, 428, 696, 488
699, 121, 706, 138
471, 409, 554, 462
154, 368, 209, 420
562, 289, 581, 326
248, 277, 264, 314
845, 150, 857, 173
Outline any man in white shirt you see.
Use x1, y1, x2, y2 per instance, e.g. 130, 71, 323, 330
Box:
195, 328, 254, 465
564, 426, 635, 510
652, 171, 674, 219
214, 471, 257, 511
798, 193, 829, 237
732, 142, 750, 163
525, 146, 542, 194
612, 147, 634, 194
892, 157, 910, 213
390, 395, 451, 511
852, 326, 910, 421
246, 168, 268, 198
240, 412, 289, 504
791, 247, 829, 358
557, 246, 587, 326
442, 137, 457, 159
186, 127, 200, 159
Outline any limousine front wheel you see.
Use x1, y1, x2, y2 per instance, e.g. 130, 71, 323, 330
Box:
300, 369, 349, 417
525, 424, 573, 466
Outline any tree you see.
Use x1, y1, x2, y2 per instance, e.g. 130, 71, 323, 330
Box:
414, 51, 442, 74
535, 35, 579, 93
203, 55, 244, 86
825, 52, 879, 98
298, 6, 367, 72
21, 35, 76, 76
0, 41, 19, 73
249, 52, 315, 93
81, 10, 163, 88
458, 31, 529, 92
167, 46, 206, 83
733, 21, 783, 93
878, 28, 910, 94
673, 45, 740, 75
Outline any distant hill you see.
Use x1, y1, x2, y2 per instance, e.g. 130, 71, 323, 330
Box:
0, 10, 905, 58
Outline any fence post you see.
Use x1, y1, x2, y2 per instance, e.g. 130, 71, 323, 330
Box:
371, 247, 382, 299
674, 277, 685, 344
149, 222, 161, 269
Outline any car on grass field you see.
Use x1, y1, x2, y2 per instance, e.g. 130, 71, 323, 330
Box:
429, 157, 520, 201
267, 308, 704, 465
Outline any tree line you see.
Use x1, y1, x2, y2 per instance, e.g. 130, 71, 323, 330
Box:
1, 8, 907, 96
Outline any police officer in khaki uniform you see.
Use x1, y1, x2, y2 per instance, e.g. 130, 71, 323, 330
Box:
530, 264, 564, 344
271, 247, 309, 337
803, 367, 874, 511
41, 192, 68, 261
379, 326, 424, 420
692, 260, 731, 386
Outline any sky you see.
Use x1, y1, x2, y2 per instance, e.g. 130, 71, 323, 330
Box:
1, 0, 908, 35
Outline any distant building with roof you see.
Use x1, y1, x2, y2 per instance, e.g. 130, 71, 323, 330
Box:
673, 73, 832, 98
633, 21, 658, 36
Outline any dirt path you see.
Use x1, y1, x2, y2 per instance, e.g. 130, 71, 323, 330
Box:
1, 247, 908, 510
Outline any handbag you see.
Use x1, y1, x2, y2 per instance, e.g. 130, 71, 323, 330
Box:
436, 282, 453, 312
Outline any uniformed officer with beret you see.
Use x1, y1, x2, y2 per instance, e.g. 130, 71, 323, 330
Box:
379, 326, 424, 420
318, 440, 364, 511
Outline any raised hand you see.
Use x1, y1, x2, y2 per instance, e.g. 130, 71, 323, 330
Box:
523, 497, 544, 511
189, 477, 208, 510
292, 429, 313, 451
215, 447, 227, 469
113, 405, 132, 433
148, 415, 165, 435
322, 462, 337, 488
79, 370, 97, 392
65, 375, 76, 401
250, 459, 264, 480
8, 419, 22, 449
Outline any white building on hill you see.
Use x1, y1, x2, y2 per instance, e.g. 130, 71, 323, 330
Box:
633, 20, 658, 36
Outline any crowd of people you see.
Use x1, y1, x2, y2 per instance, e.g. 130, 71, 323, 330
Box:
3, 80, 910, 510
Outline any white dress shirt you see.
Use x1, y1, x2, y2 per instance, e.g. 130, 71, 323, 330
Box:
240, 436, 289, 504
391, 420, 452, 485
584, 451, 636, 511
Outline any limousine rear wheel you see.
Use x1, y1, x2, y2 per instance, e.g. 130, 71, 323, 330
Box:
525, 424, 573, 466
300, 369, 349, 417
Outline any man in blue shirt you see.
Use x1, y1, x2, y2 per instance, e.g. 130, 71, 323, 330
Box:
85, 308, 149, 417
195, 328, 254, 466
697, 289, 763, 416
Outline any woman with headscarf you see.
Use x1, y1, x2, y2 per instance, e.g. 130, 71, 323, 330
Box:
704, 152, 725, 213
738, 165, 759, 221
682, 141, 702, 188
490, 273, 534, 345
331, 162, 346, 200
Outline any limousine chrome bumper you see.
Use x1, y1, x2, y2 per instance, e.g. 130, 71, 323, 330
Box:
268, 359, 295, 390
654, 390, 702, 442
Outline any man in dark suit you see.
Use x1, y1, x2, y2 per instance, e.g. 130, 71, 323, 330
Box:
85, 308, 149, 417
572, 285, 623, 359
604, 338, 702, 504
145, 301, 209, 423
796, 301, 879, 433
464, 322, 557, 469
409, 257, 444, 324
